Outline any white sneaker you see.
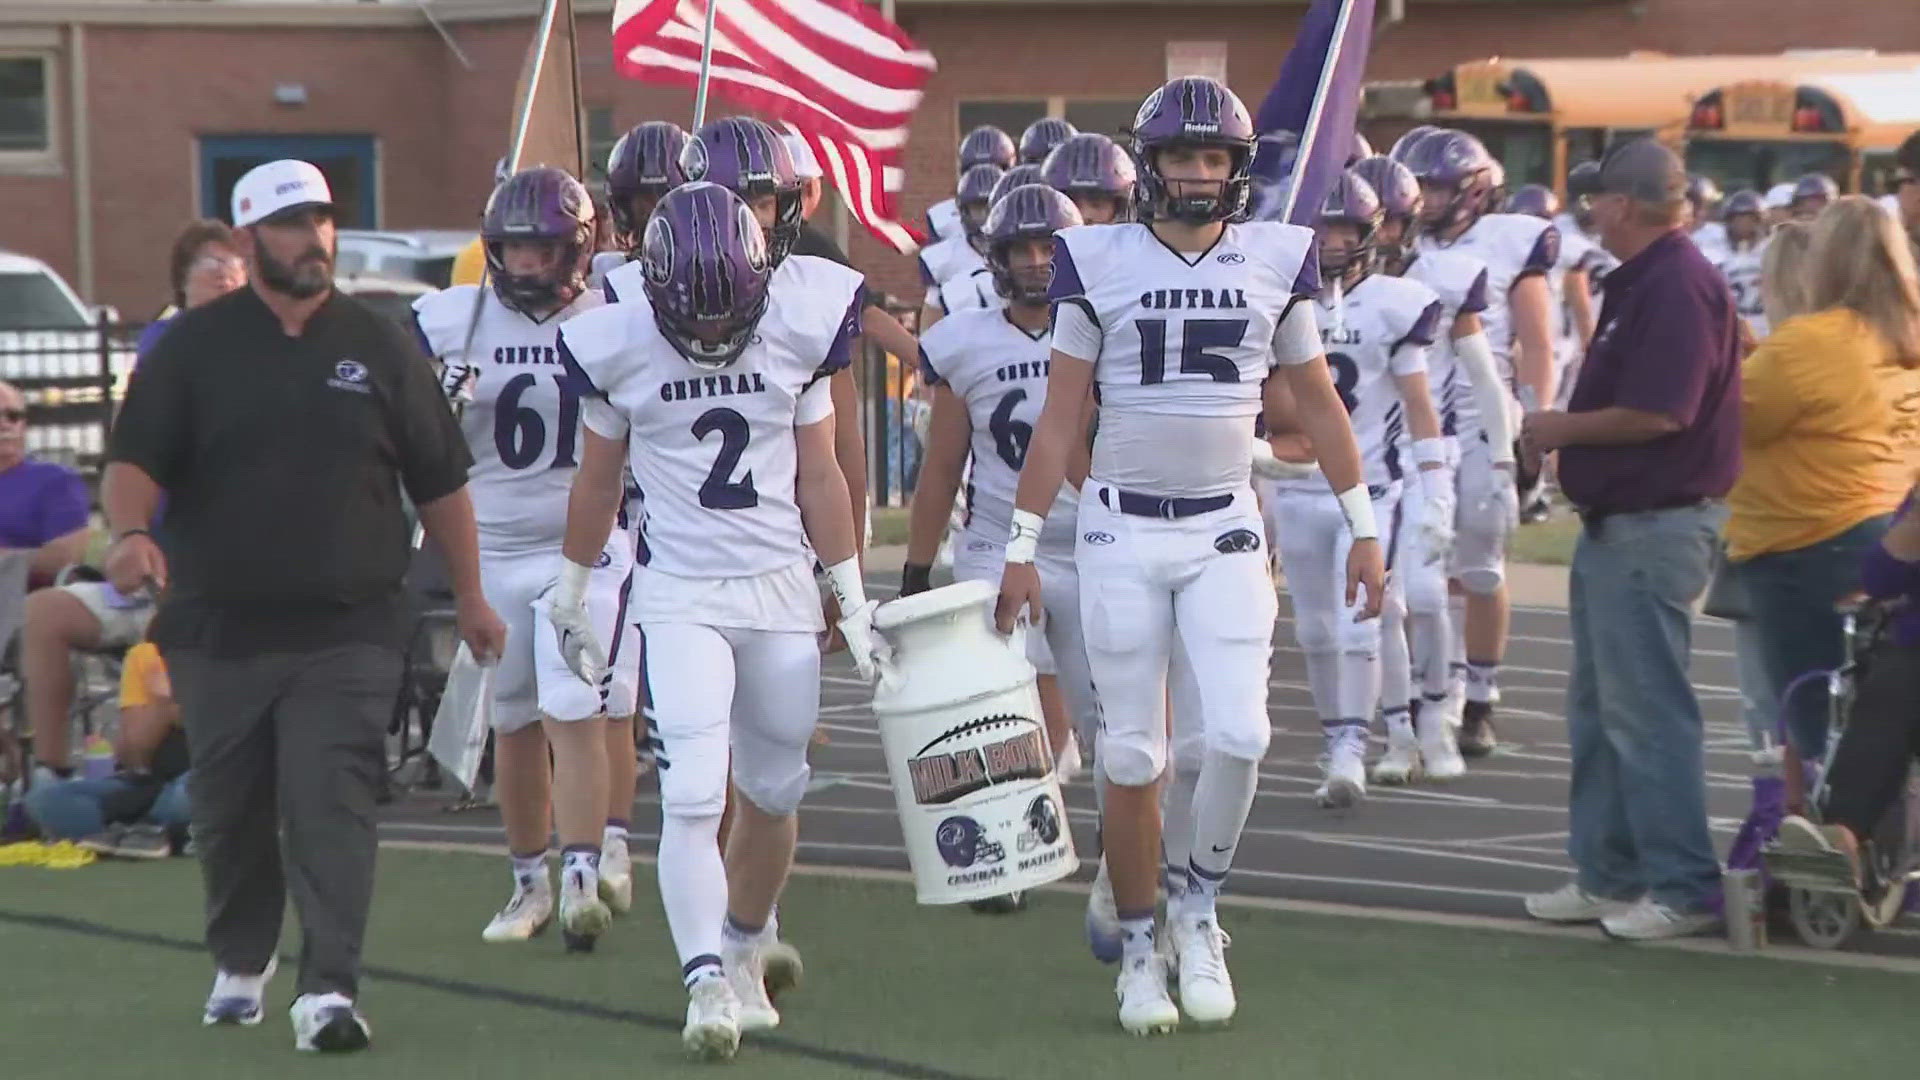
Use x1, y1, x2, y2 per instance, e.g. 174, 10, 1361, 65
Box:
481, 881, 554, 943
1524, 881, 1637, 924
1170, 913, 1235, 1025
1114, 951, 1179, 1036
1417, 703, 1467, 781
1601, 897, 1720, 941
682, 976, 742, 1061
1370, 730, 1422, 786
559, 866, 612, 953
289, 992, 370, 1053
723, 945, 781, 1032
202, 956, 277, 1025
1085, 857, 1123, 964
761, 937, 804, 1000
598, 837, 634, 915
1315, 727, 1367, 808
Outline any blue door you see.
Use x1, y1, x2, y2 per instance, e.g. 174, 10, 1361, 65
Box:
200, 134, 377, 228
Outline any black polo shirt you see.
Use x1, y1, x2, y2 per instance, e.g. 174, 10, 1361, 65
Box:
109, 286, 472, 656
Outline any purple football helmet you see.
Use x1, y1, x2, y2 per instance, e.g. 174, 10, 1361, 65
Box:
1686, 173, 1723, 221
989, 164, 1047, 207
1567, 161, 1602, 229
957, 162, 1006, 245
1315, 169, 1383, 284
640, 182, 773, 370
1790, 172, 1839, 217
1349, 131, 1375, 167
1403, 129, 1499, 233
482, 166, 594, 316
1018, 118, 1078, 165
1723, 188, 1768, 245
1389, 125, 1441, 165
682, 117, 803, 267
983, 183, 1083, 304
1041, 133, 1138, 223
1130, 76, 1256, 224
959, 125, 1017, 171
1350, 154, 1422, 264
1504, 183, 1560, 221
605, 121, 690, 243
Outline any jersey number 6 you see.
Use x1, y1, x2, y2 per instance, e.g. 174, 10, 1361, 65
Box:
693, 407, 759, 509
1135, 318, 1248, 384
495, 373, 580, 470
989, 388, 1032, 471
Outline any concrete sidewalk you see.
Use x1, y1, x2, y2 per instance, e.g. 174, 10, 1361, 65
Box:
863, 543, 1572, 611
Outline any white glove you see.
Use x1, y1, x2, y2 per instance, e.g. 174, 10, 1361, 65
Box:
1249, 433, 1319, 481
546, 560, 607, 688
1418, 476, 1456, 566
825, 557, 891, 683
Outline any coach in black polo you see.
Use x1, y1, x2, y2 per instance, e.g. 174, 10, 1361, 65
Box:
102, 160, 506, 1053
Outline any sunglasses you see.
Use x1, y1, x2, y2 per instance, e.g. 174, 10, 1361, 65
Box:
0, 409, 27, 424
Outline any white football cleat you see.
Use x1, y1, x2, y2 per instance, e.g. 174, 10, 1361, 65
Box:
761, 938, 804, 1000
289, 992, 370, 1053
559, 867, 612, 953
1369, 730, 1422, 786
682, 977, 743, 1061
1417, 704, 1468, 781
1315, 726, 1367, 808
598, 837, 634, 915
202, 956, 277, 1026
1115, 950, 1180, 1036
1085, 857, 1123, 964
481, 880, 554, 943
723, 945, 781, 1032
1170, 913, 1235, 1025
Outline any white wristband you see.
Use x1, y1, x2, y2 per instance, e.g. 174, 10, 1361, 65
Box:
823, 557, 868, 613
557, 558, 592, 608
1004, 509, 1044, 565
1412, 437, 1448, 469
1335, 485, 1379, 541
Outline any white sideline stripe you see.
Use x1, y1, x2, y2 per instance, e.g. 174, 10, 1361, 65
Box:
376, 838, 1920, 977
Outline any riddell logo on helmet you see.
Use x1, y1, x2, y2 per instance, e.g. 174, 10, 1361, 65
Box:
1184, 123, 1220, 135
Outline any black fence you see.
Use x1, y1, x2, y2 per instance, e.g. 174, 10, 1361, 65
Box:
861, 298, 925, 510
0, 314, 141, 482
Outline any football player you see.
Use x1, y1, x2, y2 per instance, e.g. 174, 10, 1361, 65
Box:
557, 182, 879, 1060
902, 184, 1092, 910
1505, 183, 1601, 491
1789, 172, 1838, 221
996, 76, 1384, 1034
917, 163, 1004, 291
1715, 188, 1771, 340
1018, 117, 1078, 165
1262, 170, 1449, 806
591, 120, 690, 288
1685, 174, 1728, 260
922, 164, 1047, 329
411, 168, 638, 952
1042, 132, 1139, 225
1404, 129, 1558, 757
927, 125, 1017, 242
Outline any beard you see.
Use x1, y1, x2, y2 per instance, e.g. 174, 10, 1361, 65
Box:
257, 242, 333, 300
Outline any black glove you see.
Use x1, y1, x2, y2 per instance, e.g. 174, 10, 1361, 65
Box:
900, 562, 933, 597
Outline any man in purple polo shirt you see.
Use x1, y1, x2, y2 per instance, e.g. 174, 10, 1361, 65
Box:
0, 381, 91, 588
1516, 138, 1742, 941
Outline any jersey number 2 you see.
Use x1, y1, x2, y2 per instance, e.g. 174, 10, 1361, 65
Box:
1135, 318, 1247, 384
989, 388, 1032, 470
494, 374, 580, 470
693, 407, 758, 509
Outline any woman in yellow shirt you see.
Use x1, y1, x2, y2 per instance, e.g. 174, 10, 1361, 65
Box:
1727, 196, 1920, 761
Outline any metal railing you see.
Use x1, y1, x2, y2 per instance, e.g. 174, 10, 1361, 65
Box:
0, 314, 142, 480
861, 298, 925, 510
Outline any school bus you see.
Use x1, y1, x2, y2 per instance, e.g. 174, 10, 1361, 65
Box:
1684, 67, 1920, 195
1423, 52, 1920, 198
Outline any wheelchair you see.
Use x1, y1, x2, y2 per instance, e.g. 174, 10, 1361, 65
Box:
1762, 594, 1920, 949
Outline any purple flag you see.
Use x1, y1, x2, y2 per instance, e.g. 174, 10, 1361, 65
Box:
1250, 0, 1375, 225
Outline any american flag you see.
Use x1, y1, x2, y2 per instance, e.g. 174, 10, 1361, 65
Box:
611, 0, 935, 253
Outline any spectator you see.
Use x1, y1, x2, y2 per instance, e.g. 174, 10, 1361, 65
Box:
0, 381, 90, 590
1518, 138, 1742, 940
1894, 131, 1920, 259
21, 637, 190, 856
1726, 196, 1920, 763
136, 220, 245, 360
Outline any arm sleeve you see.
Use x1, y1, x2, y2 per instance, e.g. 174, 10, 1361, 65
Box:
1269, 297, 1321, 367
37, 468, 89, 544
794, 376, 835, 426
1049, 301, 1104, 363
1609, 283, 1723, 427
387, 321, 474, 504
107, 324, 194, 487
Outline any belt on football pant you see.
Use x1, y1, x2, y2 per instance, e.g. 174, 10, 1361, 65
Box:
1098, 486, 1234, 520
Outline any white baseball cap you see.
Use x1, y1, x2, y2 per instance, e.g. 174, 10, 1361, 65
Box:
780, 133, 823, 180
231, 159, 335, 227
1763, 181, 1796, 210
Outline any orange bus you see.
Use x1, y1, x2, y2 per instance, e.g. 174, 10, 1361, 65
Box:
1423, 52, 1920, 198
1684, 67, 1920, 194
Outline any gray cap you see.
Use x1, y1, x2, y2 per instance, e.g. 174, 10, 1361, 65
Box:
1567, 137, 1687, 204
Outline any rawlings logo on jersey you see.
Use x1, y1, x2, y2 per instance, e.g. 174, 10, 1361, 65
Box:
1217, 253, 1246, 264
1138, 287, 1249, 310
1214, 528, 1261, 554
908, 714, 1050, 806
1082, 530, 1115, 546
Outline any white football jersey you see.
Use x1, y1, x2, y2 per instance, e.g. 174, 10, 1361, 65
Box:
587, 250, 629, 292
560, 257, 865, 579
1052, 220, 1320, 496
918, 307, 1077, 552
1690, 221, 1730, 264
926, 197, 963, 243
933, 268, 1003, 317
1315, 274, 1442, 487
1554, 213, 1617, 299
412, 285, 604, 554
1718, 239, 1769, 340
1401, 248, 1489, 438
1417, 212, 1557, 373
918, 233, 988, 288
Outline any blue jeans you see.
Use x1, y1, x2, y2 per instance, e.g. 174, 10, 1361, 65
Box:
1567, 502, 1725, 910
1732, 515, 1891, 761
22, 772, 192, 840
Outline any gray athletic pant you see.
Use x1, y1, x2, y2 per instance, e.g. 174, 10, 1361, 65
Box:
165, 643, 401, 999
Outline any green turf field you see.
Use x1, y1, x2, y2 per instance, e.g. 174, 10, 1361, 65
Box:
3, 849, 1916, 1078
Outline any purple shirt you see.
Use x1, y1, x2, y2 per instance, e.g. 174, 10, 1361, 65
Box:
1558, 230, 1743, 513
1861, 491, 1920, 646
0, 458, 89, 549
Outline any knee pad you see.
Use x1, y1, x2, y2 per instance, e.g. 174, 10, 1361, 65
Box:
657, 759, 729, 820
1451, 518, 1508, 596
1292, 602, 1339, 655
1403, 557, 1449, 616
1334, 609, 1384, 654
1100, 725, 1167, 787
732, 754, 810, 818
1203, 712, 1272, 763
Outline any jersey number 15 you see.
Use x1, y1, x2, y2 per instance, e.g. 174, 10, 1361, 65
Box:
1135, 318, 1248, 384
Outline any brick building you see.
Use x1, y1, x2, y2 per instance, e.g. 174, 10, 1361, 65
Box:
6, 0, 1920, 315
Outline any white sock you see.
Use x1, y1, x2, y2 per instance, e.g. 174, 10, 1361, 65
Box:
1183, 751, 1259, 918
603, 821, 628, 849
560, 845, 600, 892
1303, 649, 1342, 724
1465, 660, 1499, 705
1379, 597, 1413, 721
1158, 763, 1201, 899
508, 850, 549, 892
1335, 649, 1382, 729
658, 812, 728, 981
1447, 595, 1468, 693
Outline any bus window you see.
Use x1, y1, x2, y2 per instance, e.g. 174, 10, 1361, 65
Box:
1449, 121, 1553, 188
1685, 140, 1848, 192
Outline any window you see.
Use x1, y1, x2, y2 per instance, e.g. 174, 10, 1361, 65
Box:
0, 53, 54, 170
587, 106, 616, 183
0, 271, 89, 330
957, 101, 1046, 149
1064, 100, 1138, 140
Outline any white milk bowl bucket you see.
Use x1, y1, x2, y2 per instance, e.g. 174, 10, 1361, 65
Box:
871, 579, 1079, 905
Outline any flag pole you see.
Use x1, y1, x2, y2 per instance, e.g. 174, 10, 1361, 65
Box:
508, 0, 563, 172
691, 0, 721, 130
